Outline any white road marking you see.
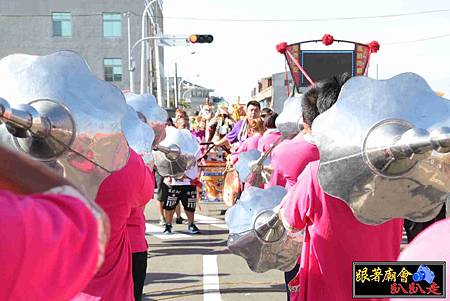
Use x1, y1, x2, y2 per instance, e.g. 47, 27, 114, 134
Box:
145, 223, 191, 239
203, 255, 223, 301
181, 213, 229, 230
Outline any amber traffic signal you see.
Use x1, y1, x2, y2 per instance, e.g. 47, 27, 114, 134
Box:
188, 34, 214, 44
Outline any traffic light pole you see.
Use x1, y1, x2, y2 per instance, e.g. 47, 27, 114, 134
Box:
129, 35, 187, 104
129, 33, 211, 107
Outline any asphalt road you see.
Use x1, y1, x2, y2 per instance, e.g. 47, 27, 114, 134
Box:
142, 200, 287, 301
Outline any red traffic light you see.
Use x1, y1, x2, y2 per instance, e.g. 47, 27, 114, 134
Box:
188, 34, 214, 44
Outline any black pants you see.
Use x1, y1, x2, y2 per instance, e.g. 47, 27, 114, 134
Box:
132, 252, 148, 301
284, 263, 300, 301
404, 203, 446, 243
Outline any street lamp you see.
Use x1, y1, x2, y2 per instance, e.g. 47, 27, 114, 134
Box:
140, 0, 158, 95
170, 51, 196, 108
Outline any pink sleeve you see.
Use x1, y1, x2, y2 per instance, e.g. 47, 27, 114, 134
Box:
279, 164, 314, 232
267, 150, 287, 188
0, 191, 99, 301
135, 165, 155, 208
231, 139, 249, 164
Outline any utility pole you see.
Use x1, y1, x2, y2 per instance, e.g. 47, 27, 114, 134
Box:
166, 76, 170, 108
125, 12, 134, 92
154, 23, 163, 106
174, 63, 178, 108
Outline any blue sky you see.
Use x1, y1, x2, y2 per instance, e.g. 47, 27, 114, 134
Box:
163, 0, 450, 103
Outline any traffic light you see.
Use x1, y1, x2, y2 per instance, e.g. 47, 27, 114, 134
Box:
188, 34, 214, 44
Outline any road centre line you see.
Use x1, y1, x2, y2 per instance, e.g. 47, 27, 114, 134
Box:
203, 255, 223, 301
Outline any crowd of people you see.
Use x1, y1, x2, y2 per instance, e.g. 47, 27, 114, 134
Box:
1, 68, 448, 301
150, 86, 448, 301
221, 74, 448, 301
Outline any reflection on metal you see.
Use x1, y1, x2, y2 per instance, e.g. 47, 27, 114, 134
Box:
226, 186, 303, 273
276, 96, 304, 138
152, 127, 200, 177
313, 73, 450, 225
241, 96, 304, 185
122, 105, 155, 166
236, 149, 271, 186
124, 93, 168, 146
0, 51, 129, 200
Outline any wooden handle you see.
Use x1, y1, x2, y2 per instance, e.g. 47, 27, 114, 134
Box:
0, 146, 69, 194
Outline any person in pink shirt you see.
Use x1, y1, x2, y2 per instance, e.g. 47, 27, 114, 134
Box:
266, 117, 318, 300
258, 113, 282, 153
0, 146, 108, 301
279, 73, 404, 301
269, 132, 319, 190
256, 113, 284, 189
127, 169, 155, 301
231, 118, 265, 164
0, 190, 107, 301
392, 217, 450, 301
74, 149, 154, 301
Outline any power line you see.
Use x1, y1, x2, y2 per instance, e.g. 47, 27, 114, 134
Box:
160, 8, 450, 22
0, 8, 449, 22
385, 33, 450, 45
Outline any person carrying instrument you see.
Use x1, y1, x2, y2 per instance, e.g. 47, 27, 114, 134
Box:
162, 117, 202, 235
279, 74, 404, 301
127, 172, 155, 301
0, 146, 109, 301
73, 149, 154, 301
257, 113, 281, 153
266, 108, 319, 300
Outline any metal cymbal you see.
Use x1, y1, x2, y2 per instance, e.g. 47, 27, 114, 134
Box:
313, 73, 450, 225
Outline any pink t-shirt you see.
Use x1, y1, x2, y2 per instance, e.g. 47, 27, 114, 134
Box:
257, 129, 282, 153
74, 150, 154, 301
232, 135, 262, 189
231, 135, 261, 164
238, 135, 261, 152
270, 134, 319, 189
392, 218, 450, 301
280, 161, 403, 301
258, 130, 283, 188
0, 190, 99, 301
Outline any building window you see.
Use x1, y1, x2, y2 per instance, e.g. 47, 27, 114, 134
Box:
52, 12, 71, 37
103, 13, 121, 37
104, 58, 122, 82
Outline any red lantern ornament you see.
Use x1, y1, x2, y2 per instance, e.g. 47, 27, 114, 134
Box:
276, 42, 288, 54
322, 34, 334, 46
368, 40, 380, 53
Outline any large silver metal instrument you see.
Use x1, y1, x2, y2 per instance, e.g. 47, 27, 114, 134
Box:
226, 186, 304, 273
236, 96, 304, 186
0, 51, 129, 200
275, 96, 304, 137
152, 127, 200, 178
122, 104, 155, 166
313, 73, 450, 225
236, 149, 271, 186
124, 92, 168, 146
